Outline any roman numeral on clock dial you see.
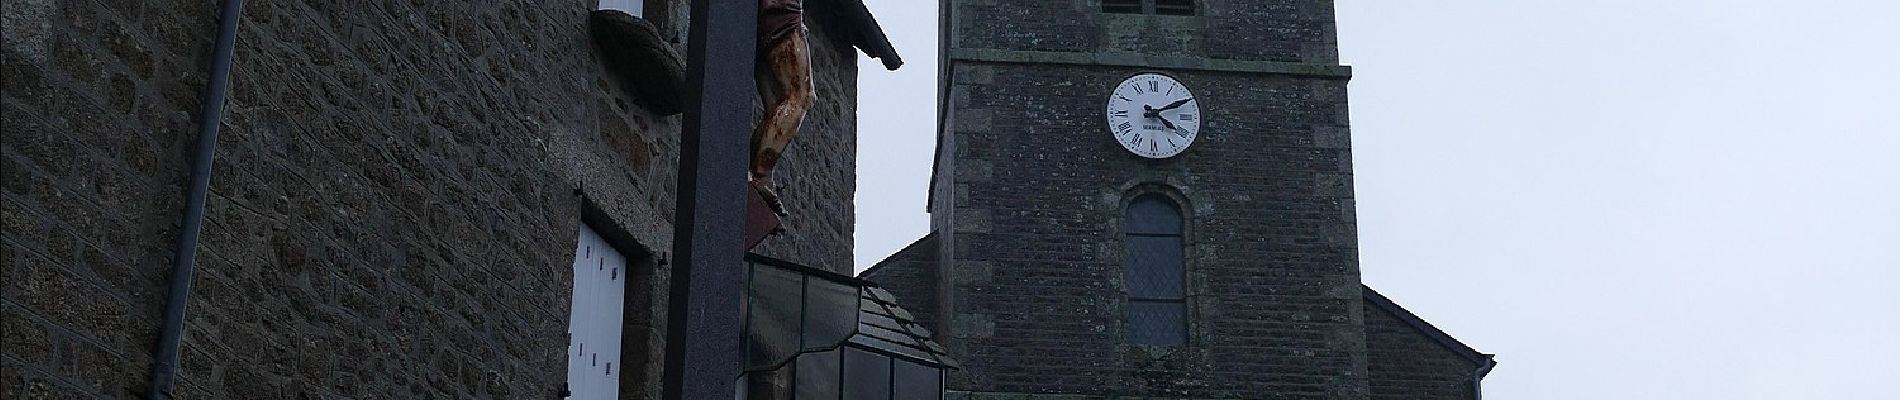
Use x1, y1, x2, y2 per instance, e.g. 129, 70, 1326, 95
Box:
1104, 73, 1200, 159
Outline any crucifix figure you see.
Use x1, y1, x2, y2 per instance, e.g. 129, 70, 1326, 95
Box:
750, 0, 814, 217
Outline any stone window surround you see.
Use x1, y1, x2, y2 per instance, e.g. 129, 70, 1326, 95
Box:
1124, 193, 1188, 346
570, 194, 665, 398
1102, 181, 1208, 358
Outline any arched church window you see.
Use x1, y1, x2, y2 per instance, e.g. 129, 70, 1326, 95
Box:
1125, 194, 1186, 346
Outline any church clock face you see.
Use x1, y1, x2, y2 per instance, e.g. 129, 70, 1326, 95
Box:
1105, 73, 1200, 158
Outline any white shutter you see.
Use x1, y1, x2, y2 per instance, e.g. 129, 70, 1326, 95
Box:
566, 226, 627, 399
598, 0, 644, 16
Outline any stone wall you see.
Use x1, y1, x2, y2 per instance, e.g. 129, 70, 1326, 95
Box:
4, 0, 220, 396
926, 0, 1368, 397
1364, 297, 1482, 400
2, 0, 870, 398
857, 234, 938, 330
935, 59, 1363, 399
945, 0, 1337, 63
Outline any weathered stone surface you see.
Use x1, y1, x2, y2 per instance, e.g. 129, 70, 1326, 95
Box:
1, 0, 877, 398
867, 1, 1479, 399
1, 0, 58, 63
946, 0, 1337, 63
859, 233, 939, 329
590, 9, 687, 115
1365, 297, 1483, 400
922, 60, 1369, 398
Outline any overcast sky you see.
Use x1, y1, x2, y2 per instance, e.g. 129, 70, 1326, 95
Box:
850, 1, 1900, 398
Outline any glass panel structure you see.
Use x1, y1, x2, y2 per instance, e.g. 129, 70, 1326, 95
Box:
749, 264, 804, 368
745, 365, 795, 400
796, 350, 842, 400
1125, 194, 1186, 346
738, 256, 948, 400
804, 278, 860, 348
842, 347, 892, 400
891, 360, 943, 400
1126, 196, 1184, 235
1125, 236, 1184, 298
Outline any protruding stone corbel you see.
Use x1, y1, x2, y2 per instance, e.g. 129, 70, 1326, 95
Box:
589, 10, 687, 115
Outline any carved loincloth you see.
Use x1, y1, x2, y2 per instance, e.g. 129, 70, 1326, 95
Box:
760, 0, 804, 54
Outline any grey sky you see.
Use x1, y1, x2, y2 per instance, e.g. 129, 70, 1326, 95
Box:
851, 1, 1900, 398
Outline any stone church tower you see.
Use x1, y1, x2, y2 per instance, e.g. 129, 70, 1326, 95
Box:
863, 1, 1494, 399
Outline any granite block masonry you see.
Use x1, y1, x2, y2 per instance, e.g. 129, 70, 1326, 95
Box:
2, 0, 897, 398
861, 1, 1494, 399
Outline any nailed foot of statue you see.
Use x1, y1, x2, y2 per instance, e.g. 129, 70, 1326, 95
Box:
750, 174, 789, 217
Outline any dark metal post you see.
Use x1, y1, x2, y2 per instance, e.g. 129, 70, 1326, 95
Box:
662, 0, 757, 398
148, 0, 243, 398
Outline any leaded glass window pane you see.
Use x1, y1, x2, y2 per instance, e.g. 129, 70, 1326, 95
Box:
1129, 301, 1185, 345
1125, 236, 1183, 298
1125, 194, 1186, 346
1126, 196, 1183, 235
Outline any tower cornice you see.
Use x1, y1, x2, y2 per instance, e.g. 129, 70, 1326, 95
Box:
949, 48, 1353, 79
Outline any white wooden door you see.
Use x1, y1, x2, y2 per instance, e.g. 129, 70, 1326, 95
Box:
567, 226, 627, 399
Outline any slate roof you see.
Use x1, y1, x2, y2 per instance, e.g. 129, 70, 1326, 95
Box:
855, 286, 958, 368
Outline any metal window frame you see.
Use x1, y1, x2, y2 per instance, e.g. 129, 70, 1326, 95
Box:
738, 257, 947, 400
742, 261, 866, 374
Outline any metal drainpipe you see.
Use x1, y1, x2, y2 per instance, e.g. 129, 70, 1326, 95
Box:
147, 0, 243, 399
1472, 356, 1496, 400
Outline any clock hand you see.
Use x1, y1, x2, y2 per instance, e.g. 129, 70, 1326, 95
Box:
1142, 105, 1190, 137
1155, 97, 1194, 112
1155, 114, 1181, 132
